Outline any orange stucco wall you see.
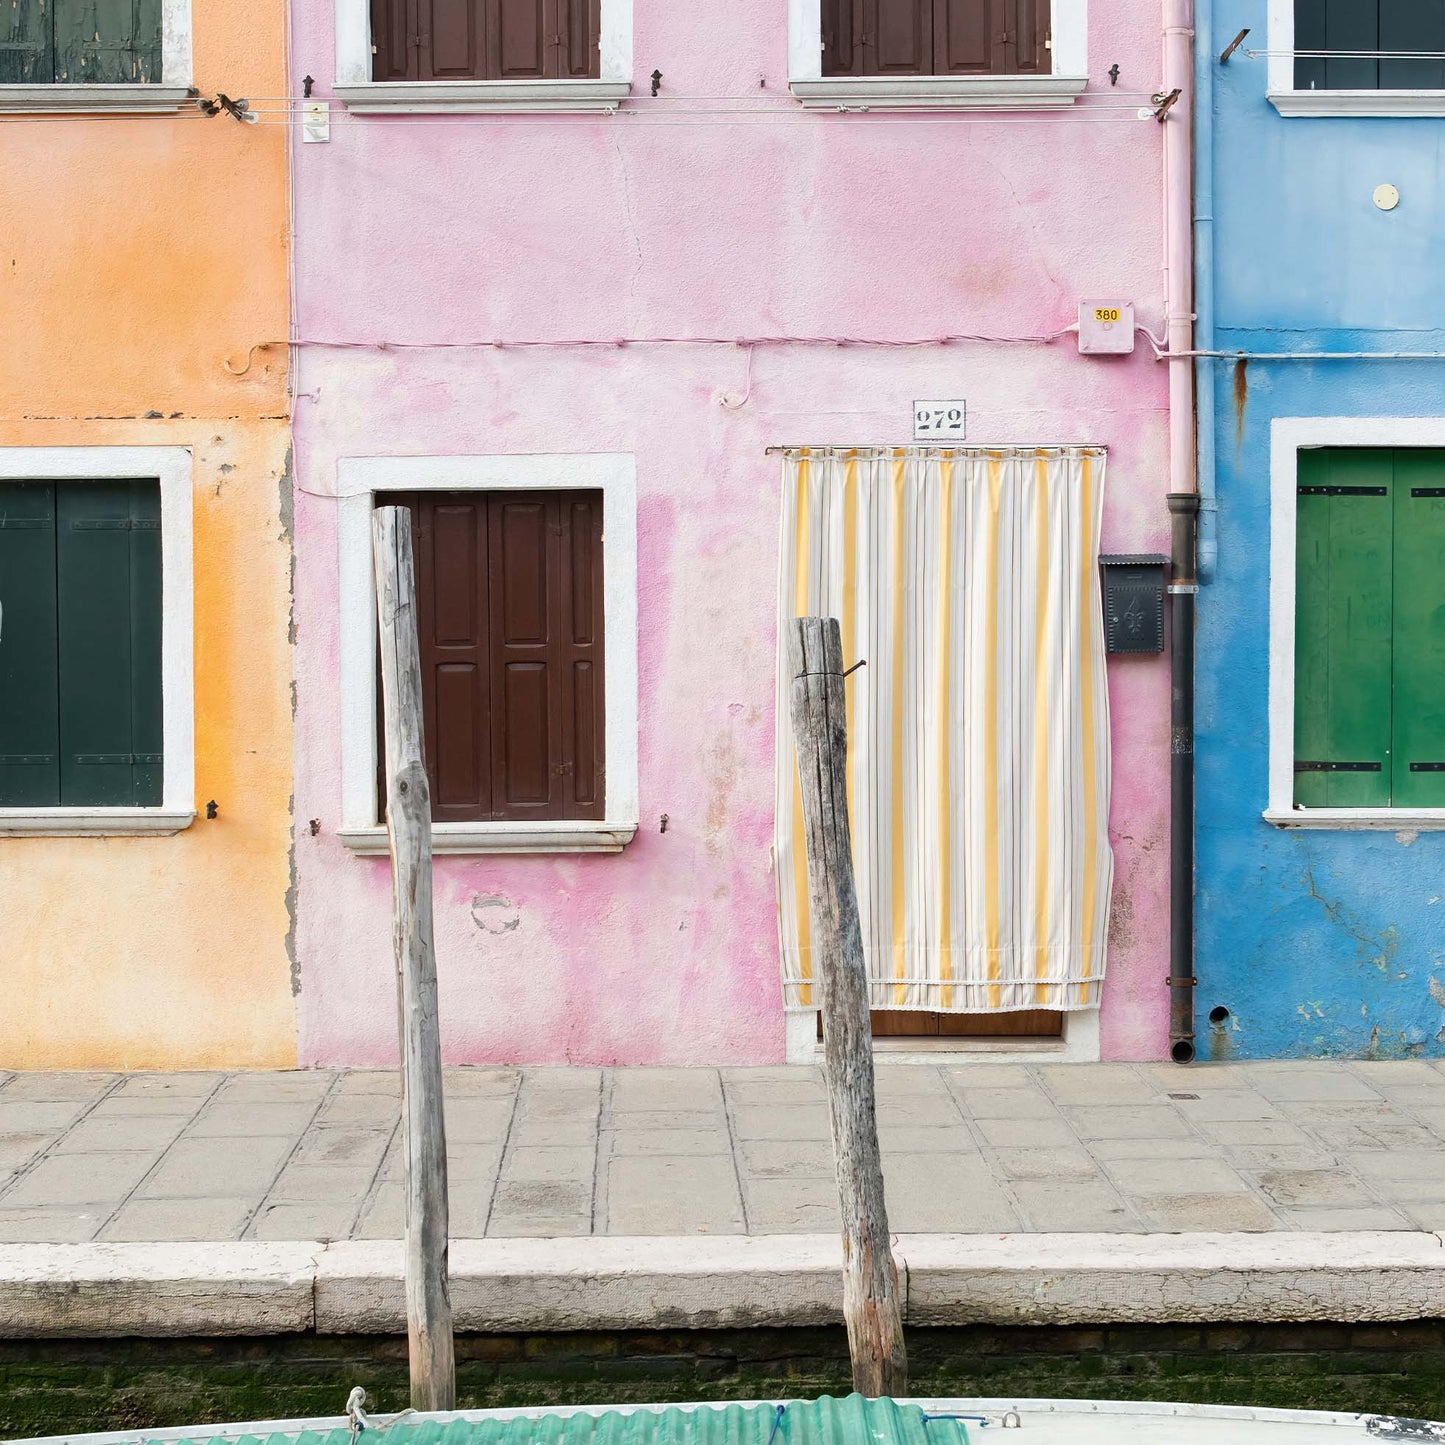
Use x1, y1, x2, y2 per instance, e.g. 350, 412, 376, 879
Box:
0, 0, 295, 1068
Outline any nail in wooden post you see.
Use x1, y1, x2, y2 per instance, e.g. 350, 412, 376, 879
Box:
787, 615, 908, 1397
373, 505, 456, 1412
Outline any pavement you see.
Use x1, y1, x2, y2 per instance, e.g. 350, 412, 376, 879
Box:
0, 1058, 1442, 1244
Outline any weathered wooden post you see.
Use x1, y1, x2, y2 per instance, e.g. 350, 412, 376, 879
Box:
787, 615, 908, 1397
372, 505, 456, 1412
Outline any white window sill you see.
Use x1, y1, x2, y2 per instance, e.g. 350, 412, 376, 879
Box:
0, 809, 196, 837
1264, 807, 1445, 831
338, 820, 638, 854
1267, 89, 1445, 117
332, 80, 631, 113
789, 75, 1087, 111
0, 85, 195, 114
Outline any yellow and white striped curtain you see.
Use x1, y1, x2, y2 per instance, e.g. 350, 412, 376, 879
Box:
775, 446, 1113, 1014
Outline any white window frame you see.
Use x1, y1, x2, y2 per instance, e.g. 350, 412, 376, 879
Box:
0, 446, 195, 837
788, 0, 1088, 110
333, 0, 631, 112
1267, 0, 1445, 116
0, 0, 192, 114
1267, 416, 1445, 830
336, 453, 639, 855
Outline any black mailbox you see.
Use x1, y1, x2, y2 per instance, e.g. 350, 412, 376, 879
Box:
1100, 554, 1169, 654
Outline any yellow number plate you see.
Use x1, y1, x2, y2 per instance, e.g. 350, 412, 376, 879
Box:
1093, 307, 1121, 323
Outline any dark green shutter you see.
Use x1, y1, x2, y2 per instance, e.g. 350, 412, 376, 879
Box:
54, 0, 161, 82
1294, 449, 1394, 807
1391, 451, 1445, 805
0, 483, 61, 807
57, 480, 162, 807
0, 0, 54, 82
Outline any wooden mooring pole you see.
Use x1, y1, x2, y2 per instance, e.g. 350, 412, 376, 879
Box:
786, 616, 908, 1397
373, 505, 456, 1412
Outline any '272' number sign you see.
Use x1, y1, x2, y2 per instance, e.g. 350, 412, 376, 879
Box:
913, 400, 967, 442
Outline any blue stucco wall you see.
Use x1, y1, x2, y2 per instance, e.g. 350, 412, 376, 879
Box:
1195, 0, 1445, 1059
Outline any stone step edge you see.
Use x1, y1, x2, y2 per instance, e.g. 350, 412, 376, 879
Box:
0, 1231, 1439, 1337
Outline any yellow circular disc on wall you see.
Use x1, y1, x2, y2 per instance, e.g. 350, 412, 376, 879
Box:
1374, 183, 1401, 211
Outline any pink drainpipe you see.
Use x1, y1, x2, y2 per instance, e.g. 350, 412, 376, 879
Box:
1163, 0, 1200, 1063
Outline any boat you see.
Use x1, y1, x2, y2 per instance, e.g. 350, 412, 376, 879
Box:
10, 1393, 1442, 1445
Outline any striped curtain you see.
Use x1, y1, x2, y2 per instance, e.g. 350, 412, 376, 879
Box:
775, 446, 1113, 1014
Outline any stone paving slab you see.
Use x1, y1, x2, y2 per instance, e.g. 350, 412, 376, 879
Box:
0, 1061, 1444, 1241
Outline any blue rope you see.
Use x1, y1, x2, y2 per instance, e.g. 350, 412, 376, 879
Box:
766, 1405, 787, 1445
922, 1414, 990, 1428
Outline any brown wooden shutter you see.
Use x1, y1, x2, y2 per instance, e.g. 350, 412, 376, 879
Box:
821, 0, 861, 75
376, 490, 604, 825
862, 0, 932, 74
935, 0, 994, 72
1008, 0, 1050, 75
560, 494, 605, 816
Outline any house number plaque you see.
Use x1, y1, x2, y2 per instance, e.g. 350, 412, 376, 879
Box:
913, 400, 967, 441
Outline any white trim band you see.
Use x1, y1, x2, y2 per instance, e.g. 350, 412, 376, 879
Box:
0, 84, 193, 113
332, 81, 631, 113
0, 809, 196, 838
338, 822, 637, 854
789, 76, 1088, 110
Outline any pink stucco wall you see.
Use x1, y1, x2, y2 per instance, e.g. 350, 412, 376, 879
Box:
289, 0, 1172, 1065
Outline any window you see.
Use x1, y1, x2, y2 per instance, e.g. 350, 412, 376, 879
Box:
336, 453, 637, 855
335, 0, 629, 109
1292, 449, 1445, 810
1295, 0, 1445, 90
789, 0, 1085, 109
821, 0, 1050, 78
0, 0, 191, 111
1267, 0, 1445, 114
375, 489, 605, 824
0, 449, 193, 836
0, 0, 160, 84
370, 0, 600, 81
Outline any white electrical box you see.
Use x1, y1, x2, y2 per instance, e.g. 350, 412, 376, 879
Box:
1078, 301, 1135, 355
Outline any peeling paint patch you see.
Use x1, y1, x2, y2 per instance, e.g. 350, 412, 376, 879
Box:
472, 894, 521, 934
1396, 830, 1419, 847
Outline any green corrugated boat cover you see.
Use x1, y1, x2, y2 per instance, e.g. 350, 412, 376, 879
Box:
196, 1396, 968, 1445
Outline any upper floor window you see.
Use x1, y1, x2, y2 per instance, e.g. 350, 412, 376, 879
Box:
1268, 0, 1445, 114
1296, 0, 1445, 90
335, 0, 629, 109
0, 0, 191, 111
0, 0, 161, 84
821, 0, 1051, 78
370, 0, 600, 82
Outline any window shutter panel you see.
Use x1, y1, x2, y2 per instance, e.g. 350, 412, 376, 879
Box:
0, 0, 55, 83
560, 495, 605, 819
1293, 450, 1394, 808
821, 0, 862, 75
863, 0, 933, 75
935, 0, 994, 73
1389, 451, 1445, 806
127, 480, 163, 806
488, 493, 563, 819
0, 483, 61, 807
1010, 0, 1050, 74
54, 0, 162, 83
422, 0, 478, 80
55, 482, 146, 807
1381, 0, 1445, 90
487, 0, 547, 79
370, 0, 413, 80
555, 0, 598, 77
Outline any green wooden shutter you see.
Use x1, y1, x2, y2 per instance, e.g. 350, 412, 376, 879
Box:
1390, 450, 1445, 806
0, 0, 55, 82
1294, 449, 1394, 808
54, 0, 161, 83
0, 483, 61, 807
57, 480, 162, 807
128, 480, 163, 805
